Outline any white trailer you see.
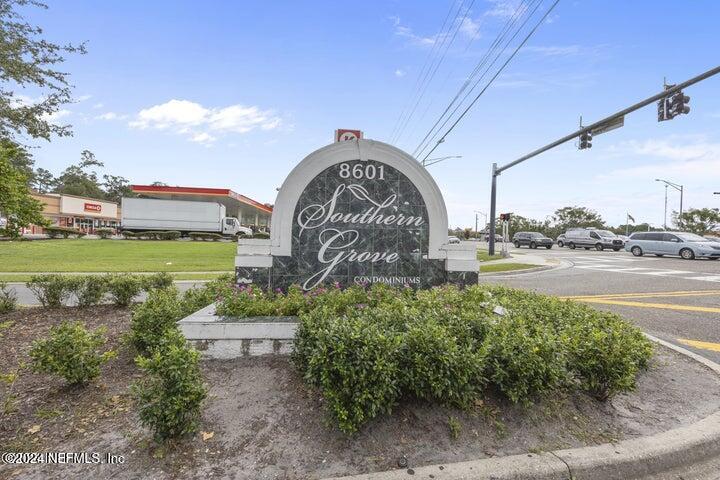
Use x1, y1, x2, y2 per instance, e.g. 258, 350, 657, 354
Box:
121, 197, 250, 236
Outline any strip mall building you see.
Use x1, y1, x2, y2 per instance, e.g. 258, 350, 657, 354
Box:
27, 193, 121, 234
26, 186, 272, 234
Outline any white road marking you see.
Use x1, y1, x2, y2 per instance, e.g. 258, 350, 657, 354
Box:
569, 256, 719, 282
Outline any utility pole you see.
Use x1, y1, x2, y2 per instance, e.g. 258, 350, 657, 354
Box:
486, 65, 720, 256
474, 210, 487, 237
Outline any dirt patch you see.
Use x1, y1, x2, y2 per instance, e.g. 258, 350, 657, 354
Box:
1, 307, 719, 480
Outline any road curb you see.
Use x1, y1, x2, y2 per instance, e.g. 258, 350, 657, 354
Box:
325, 336, 720, 480
477, 259, 573, 278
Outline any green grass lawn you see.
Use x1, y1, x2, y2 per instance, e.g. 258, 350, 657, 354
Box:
479, 263, 537, 273
476, 250, 503, 262
0, 239, 236, 273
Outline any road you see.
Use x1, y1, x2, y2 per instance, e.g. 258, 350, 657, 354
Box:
484, 245, 720, 363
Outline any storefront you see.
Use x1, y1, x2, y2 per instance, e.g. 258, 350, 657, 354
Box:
28, 193, 121, 234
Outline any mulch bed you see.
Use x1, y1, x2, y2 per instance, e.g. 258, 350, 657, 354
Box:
1, 306, 719, 480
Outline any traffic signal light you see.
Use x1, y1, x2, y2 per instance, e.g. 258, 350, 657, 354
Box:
668, 91, 690, 118
657, 98, 668, 122
499, 213, 511, 221
578, 131, 592, 150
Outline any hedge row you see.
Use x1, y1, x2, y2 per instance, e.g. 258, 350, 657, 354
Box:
267, 283, 654, 433
45, 226, 86, 238
26, 272, 175, 307
122, 231, 181, 240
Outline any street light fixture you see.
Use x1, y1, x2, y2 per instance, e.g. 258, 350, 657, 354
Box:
423, 155, 462, 167
656, 178, 684, 229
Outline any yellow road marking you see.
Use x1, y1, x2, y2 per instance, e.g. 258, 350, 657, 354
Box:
575, 297, 720, 313
677, 338, 720, 353
561, 289, 720, 300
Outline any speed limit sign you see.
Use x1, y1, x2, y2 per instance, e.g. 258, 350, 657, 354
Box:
335, 129, 363, 142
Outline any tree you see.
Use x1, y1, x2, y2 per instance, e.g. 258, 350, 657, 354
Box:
53, 150, 106, 199
0, 138, 33, 177
150, 181, 168, 186
0, 0, 86, 142
0, 146, 46, 237
551, 206, 605, 232
674, 208, 720, 235
32, 167, 54, 193
102, 174, 135, 203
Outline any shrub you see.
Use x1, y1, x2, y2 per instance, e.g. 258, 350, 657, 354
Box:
137, 231, 159, 240
180, 284, 218, 316
70, 275, 109, 307
188, 232, 206, 241
0, 282, 17, 314
563, 313, 653, 400
27, 274, 72, 307
96, 228, 113, 239
484, 315, 568, 406
45, 226, 84, 239
132, 329, 207, 440
401, 319, 487, 408
129, 287, 184, 354
107, 274, 143, 306
122, 231, 137, 239
298, 310, 402, 433
160, 231, 181, 240
142, 272, 174, 291
29, 321, 116, 385
253, 231, 270, 239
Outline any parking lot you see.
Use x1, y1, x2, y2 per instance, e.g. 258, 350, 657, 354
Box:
485, 245, 720, 363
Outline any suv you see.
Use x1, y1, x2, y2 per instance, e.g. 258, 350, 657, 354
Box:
512, 232, 553, 249
564, 229, 624, 251
556, 233, 566, 247
625, 232, 720, 260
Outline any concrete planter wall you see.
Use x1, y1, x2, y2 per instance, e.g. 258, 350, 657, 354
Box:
178, 303, 297, 359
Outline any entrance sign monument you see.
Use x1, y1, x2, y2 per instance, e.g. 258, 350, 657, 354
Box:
235, 138, 479, 290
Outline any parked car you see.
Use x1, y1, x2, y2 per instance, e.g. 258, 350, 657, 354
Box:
484, 233, 504, 242
556, 233, 566, 247
512, 231, 553, 249
447, 236, 461, 245
564, 228, 624, 251
704, 235, 720, 243
617, 234, 630, 243
626, 232, 720, 260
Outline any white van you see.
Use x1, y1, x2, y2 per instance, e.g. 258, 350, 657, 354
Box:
564, 229, 624, 251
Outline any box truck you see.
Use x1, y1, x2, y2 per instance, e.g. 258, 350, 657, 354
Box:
121, 197, 251, 236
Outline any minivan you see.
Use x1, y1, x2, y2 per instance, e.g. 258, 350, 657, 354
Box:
625, 232, 720, 260
564, 229, 624, 251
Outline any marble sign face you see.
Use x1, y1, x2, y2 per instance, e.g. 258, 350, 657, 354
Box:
270, 159, 447, 291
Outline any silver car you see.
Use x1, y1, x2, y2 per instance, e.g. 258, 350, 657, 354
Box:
625, 231, 720, 260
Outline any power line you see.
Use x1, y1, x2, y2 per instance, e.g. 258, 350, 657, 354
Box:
414, 0, 544, 159
388, 0, 459, 143
412, 0, 537, 157
393, 0, 477, 146
420, 0, 560, 164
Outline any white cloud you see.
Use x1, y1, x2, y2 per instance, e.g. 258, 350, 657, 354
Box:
129, 99, 282, 143
599, 137, 720, 181
459, 17, 481, 38
92, 103, 104, 109
190, 132, 216, 144
395, 68, 406, 78
484, 0, 520, 18
94, 112, 127, 121
42, 109, 71, 122
523, 45, 582, 57
389, 15, 443, 47
76, 94, 92, 102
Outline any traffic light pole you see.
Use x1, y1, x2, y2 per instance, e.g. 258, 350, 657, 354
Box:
489, 163, 498, 255
487, 65, 720, 255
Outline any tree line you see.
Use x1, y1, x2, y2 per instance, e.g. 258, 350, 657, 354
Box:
452, 205, 720, 239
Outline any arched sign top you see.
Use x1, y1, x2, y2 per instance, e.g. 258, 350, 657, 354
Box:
269, 139, 449, 259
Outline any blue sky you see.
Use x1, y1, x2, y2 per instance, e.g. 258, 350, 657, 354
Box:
19, 0, 720, 229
